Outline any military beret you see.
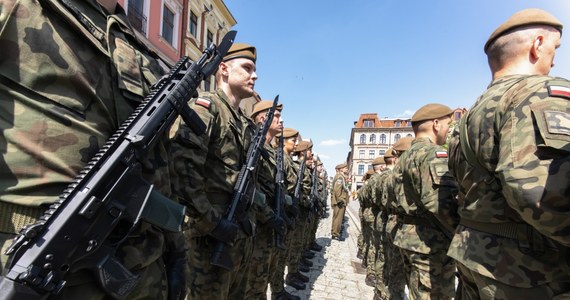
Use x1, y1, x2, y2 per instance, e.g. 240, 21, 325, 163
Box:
411, 103, 453, 123
363, 169, 375, 181
393, 136, 414, 151
335, 163, 347, 170
249, 100, 283, 119
223, 43, 256, 62
295, 140, 312, 152
372, 156, 385, 166
485, 8, 563, 53
277, 127, 298, 139
317, 160, 323, 166
383, 148, 396, 159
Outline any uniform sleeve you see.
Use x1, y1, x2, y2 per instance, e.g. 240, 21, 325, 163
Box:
169, 99, 220, 235
423, 150, 459, 233
497, 81, 570, 246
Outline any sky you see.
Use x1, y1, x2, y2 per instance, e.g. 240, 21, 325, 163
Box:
224, 0, 570, 171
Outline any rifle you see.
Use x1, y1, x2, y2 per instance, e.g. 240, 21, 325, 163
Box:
273, 129, 287, 250
310, 164, 320, 215
210, 95, 279, 270
0, 31, 237, 300
292, 154, 306, 215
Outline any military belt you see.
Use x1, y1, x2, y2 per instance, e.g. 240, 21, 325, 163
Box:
0, 201, 46, 235
397, 214, 431, 227
460, 219, 545, 254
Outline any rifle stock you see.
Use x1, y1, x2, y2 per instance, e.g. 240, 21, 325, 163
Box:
0, 31, 237, 300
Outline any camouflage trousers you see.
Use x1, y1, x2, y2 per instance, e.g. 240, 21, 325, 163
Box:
383, 215, 407, 300
269, 226, 295, 293
1, 232, 168, 300
331, 204, 346, 237
185, 235, 253, 299
304, 211, 318, 250
455, 261, 570, 300
372, 219, 388, 299
364, 219, 376, 275
286, 211, 309, 273
400, 248, 455, 300
245, 224, 279, 299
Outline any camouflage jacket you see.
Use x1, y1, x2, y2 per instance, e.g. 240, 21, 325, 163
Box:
170, 89, 255, 238
358, 173, 380, 223
0, 0, 172, 269
448, 75, 570, 287
331, 173, 349, 206
292, 158, 312, 209
254, 144, 278, 224
394, 137, 458, 254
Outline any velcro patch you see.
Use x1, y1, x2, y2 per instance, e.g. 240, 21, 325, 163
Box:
548, 85, 570, 99
435, 151, 448, 158
195, 98, 211, 109
544, 110, 570, 136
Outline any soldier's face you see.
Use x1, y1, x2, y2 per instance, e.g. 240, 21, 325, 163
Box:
270, 111, 283, 134
435, 117, 452, 145
224, 58, 257, 99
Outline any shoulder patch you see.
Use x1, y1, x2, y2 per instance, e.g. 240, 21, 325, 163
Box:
196, 98, 211, 109
548, 85, 570, 99
435, 151, 448, 158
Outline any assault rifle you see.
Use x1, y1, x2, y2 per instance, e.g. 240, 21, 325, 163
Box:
210, 96, 279, 270
292, 154, 306, 215
0, 31, 236, 300
273, 129, 287, 250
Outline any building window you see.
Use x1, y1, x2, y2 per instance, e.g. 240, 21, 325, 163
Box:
127, 0, 147, 35
379, 134, 386, 144
162, 5, 175, 45
360, 134, 366, 144
368, 164, 373, 170
379, 149, 385, 156
369, 150, 375, 159
407, 121, 412, 126
359, 150, 365, 159
454, 111, 461, 120
369, 134, 376, 144
204, 75, 211, 91
394, 134, 401, 143
407, 133, 413, 137
358, 164, 365, 175
189, 11, 198, 37
206, 30, 213, 47
363, 119, 374, 128
395, 120, 401, 127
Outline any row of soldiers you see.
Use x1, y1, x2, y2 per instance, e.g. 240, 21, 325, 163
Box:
0, 1, 329, 300
354, 7, 570, 300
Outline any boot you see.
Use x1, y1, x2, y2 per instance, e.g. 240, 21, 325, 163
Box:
300, 258, 313, 267
285, 274, 306, 290
298, 264, 310, 273
310, 242, 323, 252
365, 274, 376, 287
293, 272, 309, 283
272, 289, 301, 300
303, 251, 315, 259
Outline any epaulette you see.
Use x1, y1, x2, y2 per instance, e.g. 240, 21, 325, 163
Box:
547, 80, 570, 100
435, 151, 448, 158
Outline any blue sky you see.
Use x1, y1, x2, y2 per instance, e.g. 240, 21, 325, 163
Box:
225, 0, 570, 171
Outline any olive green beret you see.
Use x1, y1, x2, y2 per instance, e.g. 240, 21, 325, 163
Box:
372, 156, 385, 165
223, 43, 257, 62
383, 148, 396, 159
335, 163, 347, 170
277, 128, 298, 139
363, 169, 375, 181
411, 103, 453, 123
317, 160, 323, 166
295, 140, 312, 152
485, 8, 563, 53
393, 136, 414, 151
249, 100, 283, 119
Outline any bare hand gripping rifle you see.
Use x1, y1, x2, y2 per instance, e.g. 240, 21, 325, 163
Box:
210, 95, 279, 270
0, 31, 237, 300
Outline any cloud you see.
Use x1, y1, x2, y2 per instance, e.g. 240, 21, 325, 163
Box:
396, 110, 415, 118
319, 139, 346, 146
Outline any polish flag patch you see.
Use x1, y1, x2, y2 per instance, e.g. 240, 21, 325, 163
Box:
435, 151, 448, 158
195, 98, 211, 109
548, 85, 570, 99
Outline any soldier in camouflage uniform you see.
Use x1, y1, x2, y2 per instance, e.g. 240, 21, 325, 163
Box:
357, 169, 378, 287
395, 104, 459, 299
244, 101, 287, 299
448, 8, 570, 299
331, 163, 349, 240
270, 128, 302, 300
0, 0, 188, 299
169, 43, 258, 299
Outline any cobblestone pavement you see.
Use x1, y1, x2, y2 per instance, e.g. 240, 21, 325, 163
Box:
269, 199, 375, 299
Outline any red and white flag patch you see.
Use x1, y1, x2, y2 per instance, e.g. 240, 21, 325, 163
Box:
435, 151, 448, 158
548, 85, 570, 99
196, 98, 211, 109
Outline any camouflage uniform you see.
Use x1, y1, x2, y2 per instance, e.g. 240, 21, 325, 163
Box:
0, 0, 183, 299
369, 170, 392, 299
331, 173, 349, 238
448, 75, 570, 298
357, 174, 378, 279
394, 137, 459, 299
170, 89, 256, 299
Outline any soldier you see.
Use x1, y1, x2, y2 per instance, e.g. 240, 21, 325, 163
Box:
270, 128, 302, 300
448, 8, 570, 299
395, 104, 459, 299
331, 163, 349, 240
169, 43, 258, 299
357, 168, 377, 287
384, 137, 413, 300
0, 0, 186, 299
244, 100, 287, 299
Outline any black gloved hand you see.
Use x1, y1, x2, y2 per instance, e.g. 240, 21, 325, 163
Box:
210, 219, 239, 244
267, 215, 286, 237
163, 251, 188, 300
337, 201, 346, 209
